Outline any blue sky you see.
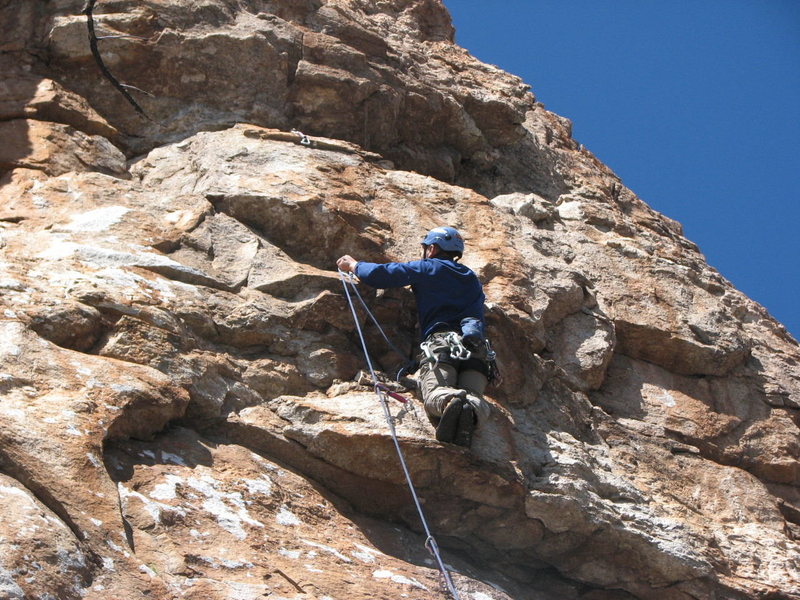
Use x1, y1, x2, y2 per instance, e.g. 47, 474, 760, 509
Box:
445, 1, 800, 342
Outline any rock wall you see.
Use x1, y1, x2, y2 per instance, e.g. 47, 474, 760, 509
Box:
0, 1, 798, 599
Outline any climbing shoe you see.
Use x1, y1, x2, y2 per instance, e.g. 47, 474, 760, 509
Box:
435, 397, 465, 444
453, 401, 475, 448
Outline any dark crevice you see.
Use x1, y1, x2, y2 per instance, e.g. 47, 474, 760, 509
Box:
121, 513, 136, 551
0, 458, 87, 543
0, 161, 48, 175
103, 418, 544, 598
777, 498, 800, 530
28, 303, 115, 353
138, 263, 238, 293
197, 418, 559, 598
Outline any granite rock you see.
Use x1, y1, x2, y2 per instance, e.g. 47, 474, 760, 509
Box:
0, 2, 798, 599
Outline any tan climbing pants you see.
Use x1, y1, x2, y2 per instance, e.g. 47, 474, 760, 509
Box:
417, 332, 490, 425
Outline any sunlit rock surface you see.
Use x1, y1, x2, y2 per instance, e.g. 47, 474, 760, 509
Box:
1, 1, 798, 599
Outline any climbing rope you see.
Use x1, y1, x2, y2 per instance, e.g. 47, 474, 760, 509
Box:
338, 270, 461, 600
345, 276, 414, 370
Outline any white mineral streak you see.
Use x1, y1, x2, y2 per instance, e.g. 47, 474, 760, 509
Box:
0, 322, 23, 357
372, 569, 428, 590
244, 475, 272, 497
118, 483, 187, 523
159, 452, 187, 466
62, 206, 130, 232
186, 475, 265, 540
149, 474, 184, 501
275, 506, 300, 526
351, 543, 380, 563
301, 539, 352, 563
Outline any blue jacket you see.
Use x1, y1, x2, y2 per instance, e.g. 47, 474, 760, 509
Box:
354, 258, 485, 339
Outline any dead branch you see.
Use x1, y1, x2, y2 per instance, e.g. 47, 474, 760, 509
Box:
96, 34, 148, 41
120, 84, 154, 97
83, 0, 151, 120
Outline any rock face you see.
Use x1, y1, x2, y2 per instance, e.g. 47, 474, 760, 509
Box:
1, 1, 798, 599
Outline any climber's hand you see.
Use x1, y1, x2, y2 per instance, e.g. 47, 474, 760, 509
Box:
336, 255, 358, 273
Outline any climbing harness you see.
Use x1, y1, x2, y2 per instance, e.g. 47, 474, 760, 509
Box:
338, 270, 462, 600
419, 331, 501, 386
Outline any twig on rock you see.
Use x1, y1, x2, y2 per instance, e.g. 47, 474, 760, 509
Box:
120, 84, 154, 97
83, 0, 151, 120
96, 34, 148, 41
273, 569, 305, 593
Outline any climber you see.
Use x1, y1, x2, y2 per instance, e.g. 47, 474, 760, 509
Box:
336, 226, 492, 448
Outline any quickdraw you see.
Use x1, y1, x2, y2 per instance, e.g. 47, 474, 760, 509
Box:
419, 331, 470, 367
484, 339, 502, 386
444, 331, 472, 361
376, 383, 408, 404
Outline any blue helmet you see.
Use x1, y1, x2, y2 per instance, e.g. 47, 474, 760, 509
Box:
421, 226, 464, 254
